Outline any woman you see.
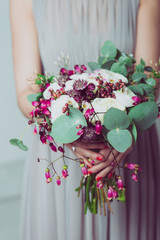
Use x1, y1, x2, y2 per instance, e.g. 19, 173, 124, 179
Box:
10, 0, 160, 239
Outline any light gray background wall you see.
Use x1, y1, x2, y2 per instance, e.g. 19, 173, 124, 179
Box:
0, 1, 30, 239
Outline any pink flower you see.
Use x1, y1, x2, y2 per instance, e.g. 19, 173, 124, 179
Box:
132, 96, 141, 106
95, 121, 102, 135
113, 190, 118, 199
33, 126, 37, 135
68, 70, 75, 76
81, 167, 88, 177
62, 169, 69, 178
97, 180, 104, 189
107, 187, 114, 200
81, 65, 87, 71
56, 176, 61, 186
77, 129, 84, 136
32, 101, 39, 107
117, 177, 123, 190
49, 143, 57, 152
125, 163, 136, 170
45, 168, 52, 183
74, 65, 82, 73
47, 135, 54, 142
131, 173, 138, 182
58, 146, 64, 153
60, 68, 67, 75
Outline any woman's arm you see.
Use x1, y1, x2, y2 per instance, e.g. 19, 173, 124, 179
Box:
10, 0, 42, 118
89, 0, 160, 179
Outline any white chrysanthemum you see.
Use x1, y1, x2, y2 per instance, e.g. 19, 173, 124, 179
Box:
91, 98, 126, 123
50, 95, 79, 123
113, 87, 136, 107
43, 82, 61, 99
89, 69, 128, 84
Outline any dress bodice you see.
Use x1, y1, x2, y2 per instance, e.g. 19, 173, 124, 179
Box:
32, 0, 140, 73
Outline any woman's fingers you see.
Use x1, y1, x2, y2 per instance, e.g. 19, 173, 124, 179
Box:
65, 143, 105, 162
95, 147, 132, 179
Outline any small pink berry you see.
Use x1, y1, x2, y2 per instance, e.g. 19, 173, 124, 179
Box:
77, 129, 84, 136
58, 146, 64, 153
32, 101, 39, 107
117, 177, 123, 190
62, 169, 69, 178
97, 180, 104, 189
131, 173, 138, 182
47, 135, 54, 142
49, 143, 57, 152
33, 126, 37, 135
81, 167, 88, 177
56, 176, 61, 186
107, 187, 113, 200
74, 65, 82, 73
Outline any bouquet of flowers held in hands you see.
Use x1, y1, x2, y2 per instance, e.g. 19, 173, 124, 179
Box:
10, 41, 160, 215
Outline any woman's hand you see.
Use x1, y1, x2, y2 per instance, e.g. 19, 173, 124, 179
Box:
88, 146, 132, 180
65, 140, 107, 168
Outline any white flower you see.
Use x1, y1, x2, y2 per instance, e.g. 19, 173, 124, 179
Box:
43, 82, 61, 99
91, 98, 126, 123
89, 69, 128, 84
113, 87, 136, 107
50, 95, 79, 123
65, 80, 75, 92
70, 73, 89, 81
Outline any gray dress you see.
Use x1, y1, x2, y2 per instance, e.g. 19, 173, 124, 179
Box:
20, 1, 160, 239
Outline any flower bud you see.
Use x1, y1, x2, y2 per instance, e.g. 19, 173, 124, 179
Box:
56, 176, 61, 186
117, 177, 123, 190
107, 187, 113, 200
81, 167, 88, 177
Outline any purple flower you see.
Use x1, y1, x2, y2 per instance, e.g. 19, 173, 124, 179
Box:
73, 80, 88, 91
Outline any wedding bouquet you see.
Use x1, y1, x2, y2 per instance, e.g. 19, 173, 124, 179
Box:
10, 41, 160, 215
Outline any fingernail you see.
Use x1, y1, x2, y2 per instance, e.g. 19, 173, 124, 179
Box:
96, 156, 103, 161
88, 170, 92, 174
96, 176, 102, 181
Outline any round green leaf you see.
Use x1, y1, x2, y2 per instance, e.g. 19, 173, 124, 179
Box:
98, 56, 107, 66
100, 41, 117, 59
129, 101, 158, 131
110, 62, 127, 76
119, 55, 132, 67
145, 78, 156, 87
50, 107, 87, 143
101, 59, 116, 70
131, 72, 147, 83
127, 85, 144, 96
88, 62, 101, 71
138, 83, 154, 95
27, 93, 39, 103
103, 108, 130, 130
107, 129, 132, 152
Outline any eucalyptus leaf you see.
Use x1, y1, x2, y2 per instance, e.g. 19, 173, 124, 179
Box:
27, 93, 39, 103
138, 84, 154, 95
131, 72, 147, 83
136, 64, 144, 73
101, 60, 116, 70
148, 94, 155, 101
129, 101, 158, 131
110, 63, 127, 76
127, 85, 144, 96
100, 41, 117, 59
145, 78, 156, 87
9, 138, 28, 151
140, 58, 145, 66
132, 122, 137, 143
144, 66, 153, 72
9, 138, 21, 146
50, 107, 87, 143
17, 141, 28, 151
107, 129, 132, 152
98, 56, 108, 66
103, 108, 130, 130
88, 62, 101, 71
119, 56, 132, 67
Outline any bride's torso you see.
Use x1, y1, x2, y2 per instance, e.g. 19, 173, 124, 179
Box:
32, 0, 139, 72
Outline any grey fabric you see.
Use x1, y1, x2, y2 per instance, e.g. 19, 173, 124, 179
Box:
20, 1, 160, 240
